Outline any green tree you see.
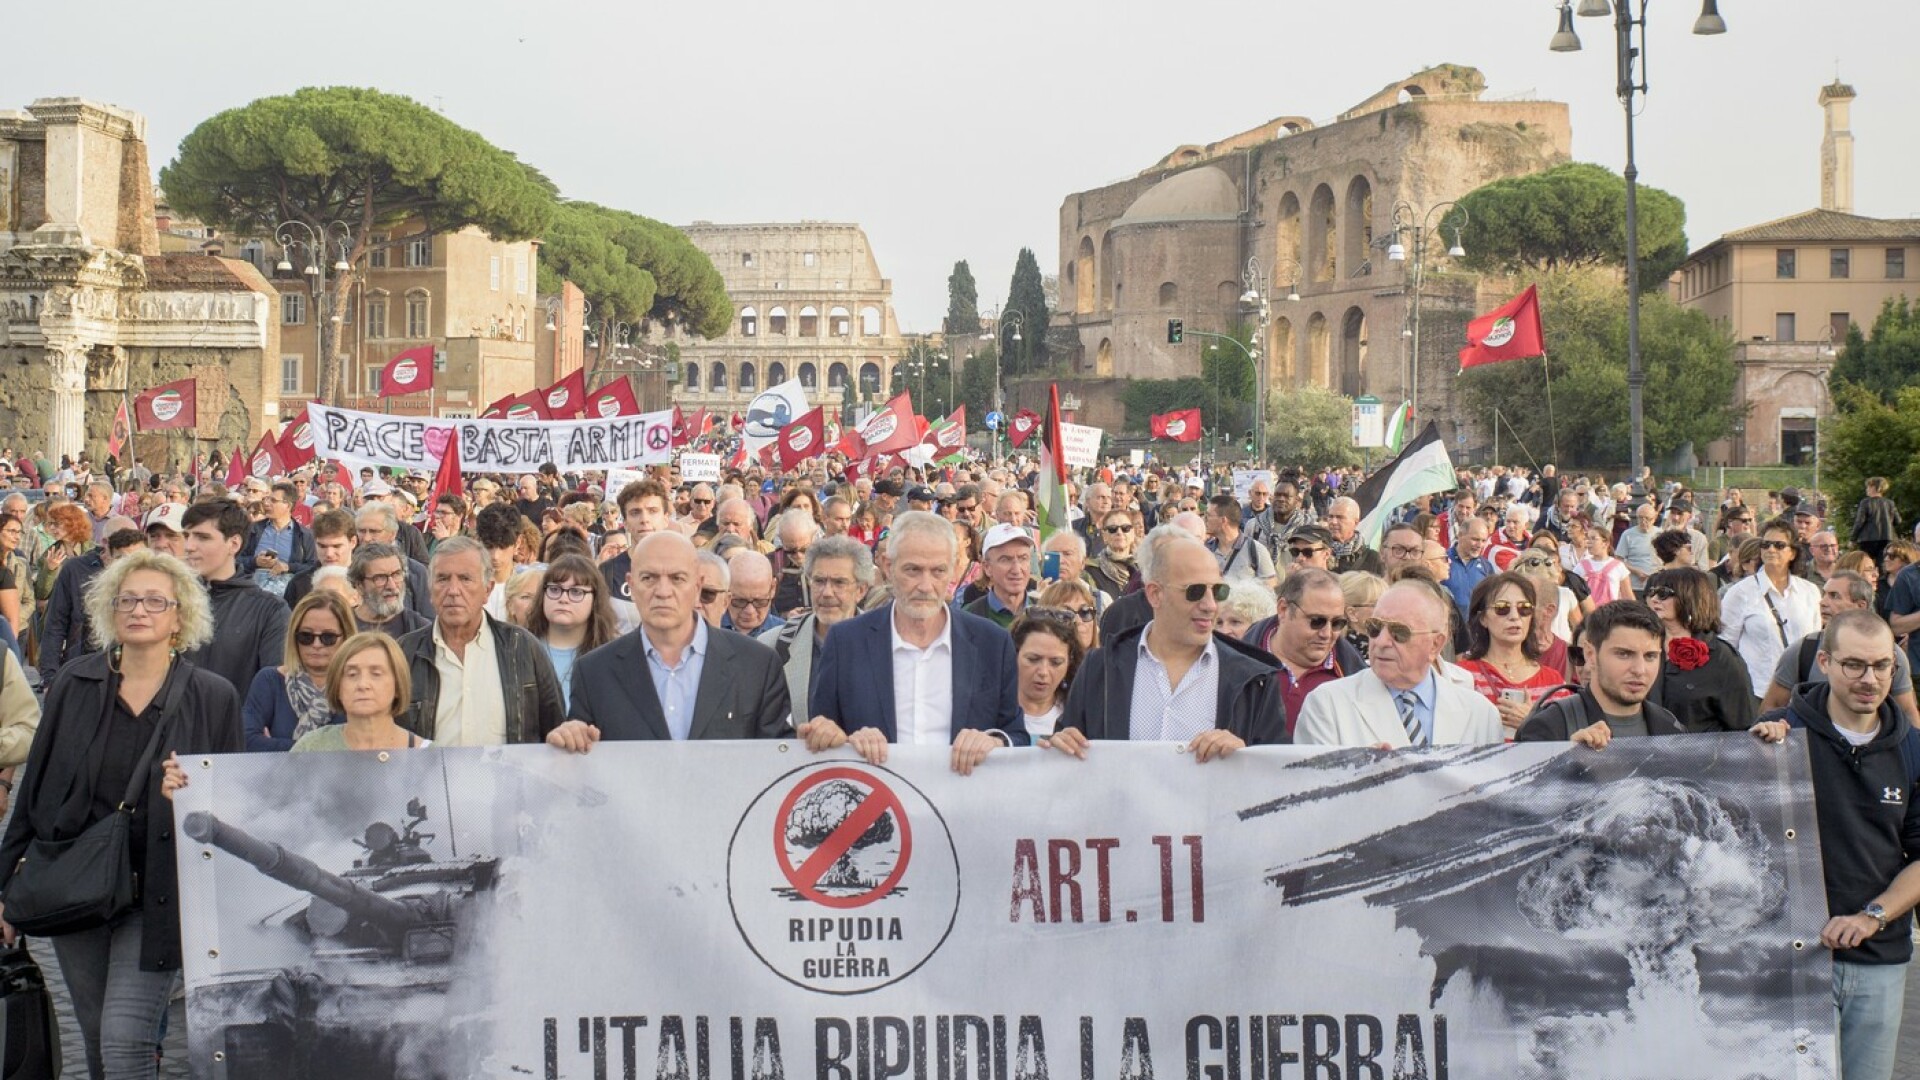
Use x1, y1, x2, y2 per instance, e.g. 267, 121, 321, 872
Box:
1265, 384, 1363, 469
945, 261, 981, 338
160, 86, 555, 402
1456, 163, 1688, 293
1823, 382, 1920, 538
538, 201, 730, 340
890, 339, 955, 419
1457, 269, 1738, 467
958, 346, 1000, 426
999, 248, 1051, 375
1829, 297, 1920, 403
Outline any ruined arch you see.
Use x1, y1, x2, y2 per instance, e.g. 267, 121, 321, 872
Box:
1099, 232, 1117, 313
768, 361, 787, 386
798, 362, 817, 389
858, 362, 881, 395
1275, 192, 1302, 281
827, 362, 848, 390
1270, 316, 1295, 386
738, 362, 758, 392
1159, 281, 1178, 306
709, 362, 728, 391
1076, 236, 1096, 313
1096, 338, 1114, 378
1306, 312, 1330, 386
1342, 176, 1374, 279
1307, 185, 1337, 283
1339, 307, 1367, 397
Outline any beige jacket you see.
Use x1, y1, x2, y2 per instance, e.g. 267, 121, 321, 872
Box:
0, 649, 41, 767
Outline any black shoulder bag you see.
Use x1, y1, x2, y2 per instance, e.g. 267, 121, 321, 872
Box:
3, 665, 186, 937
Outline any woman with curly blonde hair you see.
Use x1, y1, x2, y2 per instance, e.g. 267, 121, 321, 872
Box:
0, 552, 240, 1077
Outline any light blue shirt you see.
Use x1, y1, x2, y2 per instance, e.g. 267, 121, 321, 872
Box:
644, 620, 708, 741
546, 644, 579, 711
1395, 670, 1439, 746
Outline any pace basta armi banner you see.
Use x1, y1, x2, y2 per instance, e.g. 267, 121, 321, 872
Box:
171, 739, 1837, 1079
305, 402, 676, 473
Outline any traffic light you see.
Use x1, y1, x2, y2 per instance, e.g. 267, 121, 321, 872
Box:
1167, 319, 1183, 344
1244, 434, 1255, 454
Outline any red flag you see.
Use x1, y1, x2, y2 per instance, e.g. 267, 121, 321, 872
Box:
778, 407, 827, 471
133, 378, 197, 431
479, 393, 516, 419
1459, 284, 1545, 370
188, 453, 202, 479
856, 393, 918, 455
541, 368, 587, 418
428, 426, 464, 506
1007, 409, 1041, 448
502, 391, 550, 421
671, 406, 690, 448
584, 378, 641, 418
379, 345, 435, 396
107, 401, 132, 459
278, 415, 317, 469
1150, 408, 1203, 442
692, 409, 713, 438
730, 412, 745, 431
223, 445, 247, 488
756, 443, 777, 469
247, 432, 285, 480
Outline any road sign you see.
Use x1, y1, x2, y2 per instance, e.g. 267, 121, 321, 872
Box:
985, 411, 1004, 431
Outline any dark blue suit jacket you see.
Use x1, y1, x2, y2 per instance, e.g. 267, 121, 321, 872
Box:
810, 604, 1029, 746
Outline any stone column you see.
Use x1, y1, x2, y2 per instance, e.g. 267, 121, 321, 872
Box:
45, 343, 87, 460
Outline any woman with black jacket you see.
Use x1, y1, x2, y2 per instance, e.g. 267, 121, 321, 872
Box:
0, 551, 242, 1078
1642, 567, 1757, 732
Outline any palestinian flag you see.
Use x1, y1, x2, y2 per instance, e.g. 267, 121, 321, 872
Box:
1383, 401, 1413, 453
1036, 384, 1070, 541
1351, 421, 1457, 549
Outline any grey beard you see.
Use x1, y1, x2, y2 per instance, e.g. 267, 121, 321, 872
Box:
363, 591, 404, 620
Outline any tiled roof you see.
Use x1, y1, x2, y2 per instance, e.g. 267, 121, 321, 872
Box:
1720, 208, 1920, 243
141, 254, 257, 291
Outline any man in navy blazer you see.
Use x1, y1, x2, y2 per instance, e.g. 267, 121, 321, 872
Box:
803, 511, 1027, 774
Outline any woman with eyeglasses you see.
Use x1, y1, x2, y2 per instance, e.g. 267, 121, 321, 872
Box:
1010, 611, 1085, 740
1720, 520, 1823, 702
525, 554, 619, 710
1087, 510, 1142, 599
1037, 581, 1101, 652
1, 552, 241, 1078
1641, 567, 1756, 733
1456, 572, 1563, 737
242, 590, 352, 751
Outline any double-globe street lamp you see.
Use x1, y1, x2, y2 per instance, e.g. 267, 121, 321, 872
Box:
275, 219, 355, 402
1238, 256, 1301, 466
1382, 202, 1467, 420
981, 307, 1024, 463
1551, 0, 1727, 480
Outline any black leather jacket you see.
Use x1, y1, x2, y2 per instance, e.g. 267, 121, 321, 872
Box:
395, 614, 565, 745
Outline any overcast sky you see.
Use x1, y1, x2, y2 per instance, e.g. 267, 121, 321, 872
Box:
11, 1, 1917, 330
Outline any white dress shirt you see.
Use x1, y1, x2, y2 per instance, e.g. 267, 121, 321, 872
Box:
1127, 622, 1221, 743
891, 608, 955, 746
1721, 571, 1823, 698
431, 617, 507, 746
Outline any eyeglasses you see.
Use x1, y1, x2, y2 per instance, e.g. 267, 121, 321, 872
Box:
698, 587, 727, 605
730, 596, 773, 610
1103, 524, 1134, 535
545, 585, 592, 602
1385, 545, 1425, 560
1298, 614, 1351, 632
295, 630, 343, 647
1644, 586, 1676, 601
1834, 657, 1897, 680
1760, 540, 1793, 551
1488, 601, 1535, 618
363, 570, 406, 587
1180, 582, 1231, 603
112, 595, 178, 614
1362, 618, 1438, 644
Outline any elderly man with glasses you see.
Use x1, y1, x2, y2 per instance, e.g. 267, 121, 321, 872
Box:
1294, 581, 1503, 748
723, 550, 783, 638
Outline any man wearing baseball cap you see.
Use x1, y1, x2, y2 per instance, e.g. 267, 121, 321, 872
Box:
962, 523, 1038, 629
906, 486, 938, 513
143, 502, 186, 557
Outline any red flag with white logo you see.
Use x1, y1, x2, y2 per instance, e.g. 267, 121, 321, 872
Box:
671, 406, 690, 448
584, 379, 640, 419
247, 432, 285, 480
501, 391, 550, 421
107, 401, 132, 459
379, 345, 435, 397
857, 393, 918, 455
778, 407, 827, 471
1008, 408, 1041, 448
1150, 408, 1203, 442
133, 378, 197, 431
278, 415, 317, 469
480, 393, 516, 419
541, 368, 587, 418
1459, 285, 1546, 370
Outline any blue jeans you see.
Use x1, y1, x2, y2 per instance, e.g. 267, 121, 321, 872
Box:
51, 910, 178, 1080
1833, 957, 1908, 1080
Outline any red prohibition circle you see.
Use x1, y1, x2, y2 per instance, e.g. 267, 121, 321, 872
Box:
772, 766, 915, 909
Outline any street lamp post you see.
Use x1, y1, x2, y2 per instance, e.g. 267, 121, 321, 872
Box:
1552, 0, 1727, 479
275, 219, 354, 403
981, 306, 1024, 464
1382, 202, 1467, 421
1238, 256, 1301, 466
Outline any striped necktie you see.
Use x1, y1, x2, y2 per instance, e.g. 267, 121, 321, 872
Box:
1395, 689, 1427, 747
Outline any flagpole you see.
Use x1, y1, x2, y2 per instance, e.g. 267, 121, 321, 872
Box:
1541, 354, 1560, 465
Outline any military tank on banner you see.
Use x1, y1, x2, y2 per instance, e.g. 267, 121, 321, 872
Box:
182, 799, 502, 1079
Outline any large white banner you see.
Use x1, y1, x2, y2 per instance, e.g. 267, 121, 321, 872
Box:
306, 402, 676, 473
173, 739, 1834, 1079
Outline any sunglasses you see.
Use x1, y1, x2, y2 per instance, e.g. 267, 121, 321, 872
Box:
691, 498, 714, 506
1361, 618, 1437, 644
1028, 605, 1098, 626
1299, 614, 1350, 632
1180, 583, 1231, 603
698, 587, 726, 604
1103, 523, 1134, 535
295, 630, 343, 647
1287, 546, 1325, 558
1488, 601, 1535, 618
1760, 540, 1793, 551
1644, 586, 1676, 601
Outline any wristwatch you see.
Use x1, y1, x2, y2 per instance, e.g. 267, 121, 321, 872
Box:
1862, 902, 1888, 933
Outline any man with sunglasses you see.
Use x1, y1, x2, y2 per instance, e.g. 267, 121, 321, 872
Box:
1751, 609, 1920, 1080
1241, 569, 1363, 738
1295, 581, 1502, 748
1284, 524, 1336, 574
1050, 531, 1286, 759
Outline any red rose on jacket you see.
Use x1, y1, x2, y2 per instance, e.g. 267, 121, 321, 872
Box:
1668, 636, 1710, 672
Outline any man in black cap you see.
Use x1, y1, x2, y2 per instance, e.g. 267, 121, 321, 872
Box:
906, 486, 938, 513
871, 479, 903, 518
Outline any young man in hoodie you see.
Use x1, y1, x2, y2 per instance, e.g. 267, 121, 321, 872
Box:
1754, 608, 1920, 1080
180, 499, 290, 694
